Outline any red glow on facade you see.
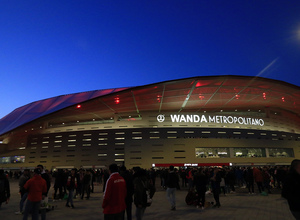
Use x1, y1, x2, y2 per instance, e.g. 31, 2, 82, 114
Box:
196, 82, 201, 87
199, 94, 204, 100
157, 95, 162, 103
263, 93, 266, 99
282, 97, 285, 102
235, 94, 240, 99
114, 97, 120, 104
76, 105, 81, 109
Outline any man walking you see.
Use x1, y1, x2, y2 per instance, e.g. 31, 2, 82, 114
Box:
165, 165, 179, 211
102, 164, 127, 220
23, 168, 47, 220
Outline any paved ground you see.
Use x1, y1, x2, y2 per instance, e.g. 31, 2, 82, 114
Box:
0, 179, 295, 220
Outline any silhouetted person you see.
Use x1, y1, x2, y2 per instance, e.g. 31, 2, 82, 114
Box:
282, 160, 300, 219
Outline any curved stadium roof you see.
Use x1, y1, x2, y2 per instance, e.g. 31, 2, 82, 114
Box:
0, 87, 129, 136
0, 75, 299, 136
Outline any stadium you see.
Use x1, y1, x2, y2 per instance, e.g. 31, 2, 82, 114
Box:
0, 75, 299, 170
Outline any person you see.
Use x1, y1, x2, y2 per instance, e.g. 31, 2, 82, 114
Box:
245, 167, 255, 194
66, 169, 77, 208
81, 170, 91, 199
227, 168, 236, 193
76, 169, 84, 198
165, 165, 179, 211
133, 168, 155, 220
210, 168, 221, 208
193, 168, 207, 209
90, 170, 95, 193
180, 169, 187, 188
23, 168, 47, 220
149, 168, 156, 187
253, 167, 264, 193
282, 159, 300, 220
120, 166, 134, 220
0, 170, 10, 209
102, 164, 127, 220
37, 165, 51, 196
102, 169, 109, 192
219, 169, 226, 196
186, 168, 194, 190
262, 166, 271, 194
53, 169, 64, 200
15, 169, 30, 214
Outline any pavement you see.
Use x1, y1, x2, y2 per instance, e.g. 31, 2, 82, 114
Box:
0, 179, 295, 220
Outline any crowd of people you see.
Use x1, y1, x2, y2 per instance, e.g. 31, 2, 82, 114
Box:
0, 160, 299, 220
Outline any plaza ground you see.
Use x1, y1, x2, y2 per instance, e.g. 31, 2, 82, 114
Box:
0, 179, 295, 220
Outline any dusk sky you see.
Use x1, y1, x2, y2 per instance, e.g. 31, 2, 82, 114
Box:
1, 1, 300, 119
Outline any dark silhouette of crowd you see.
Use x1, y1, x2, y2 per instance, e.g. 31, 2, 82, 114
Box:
0, 162, 299, 220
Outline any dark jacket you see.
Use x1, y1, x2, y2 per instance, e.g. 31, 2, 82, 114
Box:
193, 172, 207, 191
0, 173, 10, 203
120, 170, 134, 204
282, 171, 300, 212
133, 169, 155, 207
41, 172, 51, 196
83, 173, 91, 185
19, 173, 30, 193
67, 175, 77, 190
211, 172, 221, 190
245, 168, 254, 183
165, 171, 179, 189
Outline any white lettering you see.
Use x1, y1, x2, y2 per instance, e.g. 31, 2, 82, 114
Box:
216, 116, 220, 123
209, 116, 215, 123
259, 119, 264, 126
194, 115, 200, 122
234, 117, 238, 124
227, 116, 233, 123
180, 115, 186, 123
186, 115, 193, 123
201, 115, 207, 123
164, 114, 264, 126
238, 117, 244, 124
114, 179, 125, 183
170, 115, 180, 122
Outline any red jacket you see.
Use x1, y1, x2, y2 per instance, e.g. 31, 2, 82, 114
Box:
253, 168, 264, 183
24, 174, 47, 202
102, 172, 127, 214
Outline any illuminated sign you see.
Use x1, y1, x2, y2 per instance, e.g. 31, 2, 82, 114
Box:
184, 163, 198, 167
157, 114, 264, 126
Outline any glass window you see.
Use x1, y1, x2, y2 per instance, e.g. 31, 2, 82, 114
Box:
0, 157, 11, 164
269, 148, 294, 158
0, 156, 25, 164
13, 156, 25, 163
195, 148, 230, 158
233, 148, 266, 158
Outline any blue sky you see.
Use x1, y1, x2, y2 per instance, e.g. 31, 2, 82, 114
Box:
1, 0, 300, 119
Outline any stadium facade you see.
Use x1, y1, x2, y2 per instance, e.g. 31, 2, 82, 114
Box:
0, 75, 299, 170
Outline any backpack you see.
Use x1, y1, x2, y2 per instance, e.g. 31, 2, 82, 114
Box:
185, 190, 197, 206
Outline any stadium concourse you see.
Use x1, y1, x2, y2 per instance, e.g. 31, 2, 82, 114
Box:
0, 178, 294, 220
